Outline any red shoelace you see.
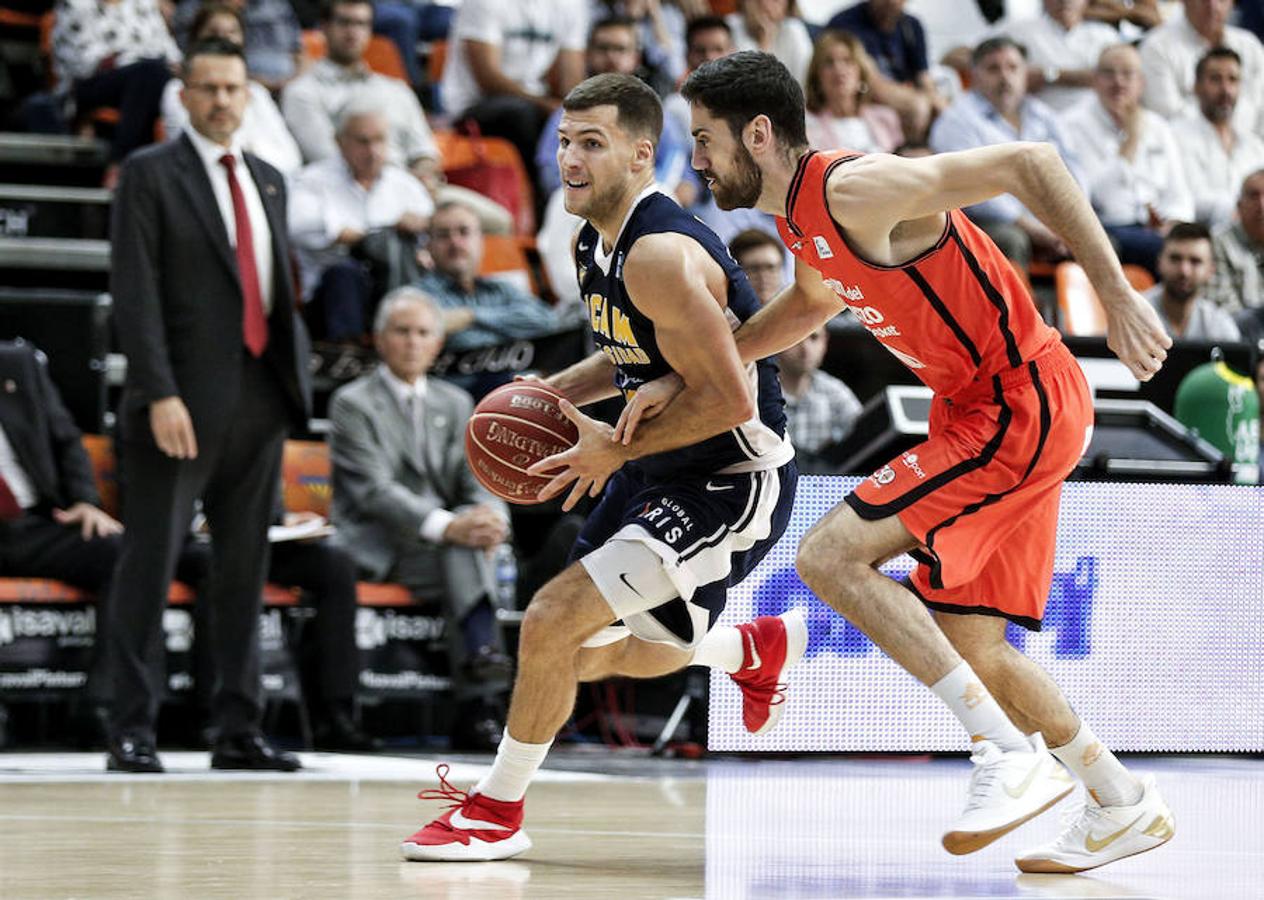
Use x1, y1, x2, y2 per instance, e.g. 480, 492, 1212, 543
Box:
417, 763, 470, 810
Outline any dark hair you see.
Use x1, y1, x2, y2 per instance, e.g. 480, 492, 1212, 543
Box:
681, 51, 808, 151
592, 15, 638, 36
320, 0, 373, 22
190, 3, 245, 43
562, 73, 663, 146
686, 15, 731, 48
729, 228, 784, 263
183, 37, 247, 78
1163, 221, 1212, 246
972, 35, 1027, 67
1195, 45, 1242, 81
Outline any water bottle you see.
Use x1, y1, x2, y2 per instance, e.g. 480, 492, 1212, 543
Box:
493, 543, 518, 611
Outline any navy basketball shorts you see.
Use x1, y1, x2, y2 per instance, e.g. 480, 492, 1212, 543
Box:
570, 460, 797, 651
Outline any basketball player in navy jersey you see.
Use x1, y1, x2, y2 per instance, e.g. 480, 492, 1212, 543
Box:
400, 73, 802, 862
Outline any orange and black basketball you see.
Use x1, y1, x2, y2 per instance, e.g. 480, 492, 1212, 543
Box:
465, 382, 579, 504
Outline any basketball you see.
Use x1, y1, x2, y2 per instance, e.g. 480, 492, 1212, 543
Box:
465, 382, 579, 504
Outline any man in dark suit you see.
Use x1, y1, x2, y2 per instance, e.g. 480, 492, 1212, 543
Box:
0, 339, 121, 624
106, 38, 312, 773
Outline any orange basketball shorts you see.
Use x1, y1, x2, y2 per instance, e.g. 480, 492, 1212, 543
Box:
845, 343, 1093, 630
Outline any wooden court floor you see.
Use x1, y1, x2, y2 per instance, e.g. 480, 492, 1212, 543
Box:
0, 752, 1259, 899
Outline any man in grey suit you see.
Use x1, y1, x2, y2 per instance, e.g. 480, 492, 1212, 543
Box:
106, 38, 312, 773
329, 288, 512, 748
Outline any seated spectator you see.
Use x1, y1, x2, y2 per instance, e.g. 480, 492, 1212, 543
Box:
329, 288, 513, 751
729, 227, 787, 304
930, 36, 1082, 268
1175, 47, 1264, 228
418, 200, 561, 352
439, 0, 589, 195
289, 105, 434, 341
176, 494, 380, 753
827, 0, 947, 139
778, 328, 863, 472
536, 18, 698, 204
0, 341, 121, 724
1144, 222, 1239, 340
1084, 0, 1161, 33
1060, 44, 1192, 276
51, 0, 179, 183
1209, 168, 1264, 312
172, 0, 301, 92
727, 0, 814, 87
161, 3, 302, 177
282, 0, 511, 234
594, 0, 689, 94
803, 29, 903, 154
1140, 0, 1264, 136
662, 15, 735, 142
1001, 0, 1121, 112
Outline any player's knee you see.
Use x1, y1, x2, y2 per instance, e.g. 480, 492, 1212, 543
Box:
796, 523, 855, 590
518, 584, 577, 652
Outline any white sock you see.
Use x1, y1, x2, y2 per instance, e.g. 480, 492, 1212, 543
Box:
930, 662, 1029, 753
689, 625, 744, 673
473, 732, 552, 803
1049, 721, 1143, 807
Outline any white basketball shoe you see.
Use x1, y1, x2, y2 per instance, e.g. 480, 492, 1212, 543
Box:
942, 733, 1075, 855
1015, 774, 1174, 873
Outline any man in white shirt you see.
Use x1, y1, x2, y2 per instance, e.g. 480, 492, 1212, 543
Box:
1144, 222, 1240, 339
289, 105, 434, 341
1174, 47, 1264, 227
1060, 43, 1193, 275
1209, 168, 1264, 312
440, 0, 588, 198
1139, 0, 1264, 137
329, 289, 513, 750
1002, 0, 1121, 111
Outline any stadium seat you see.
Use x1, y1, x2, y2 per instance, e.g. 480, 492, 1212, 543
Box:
433, 129, 536, 235
299, 30, 408, 81
1055, 262, 1155, 336
479, 234, 539, 295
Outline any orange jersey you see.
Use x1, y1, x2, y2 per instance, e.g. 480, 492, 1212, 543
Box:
776, 150, 1062, 398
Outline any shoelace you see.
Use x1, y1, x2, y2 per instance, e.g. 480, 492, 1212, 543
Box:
962, 751, 1005, 813
417, 763, 470, 811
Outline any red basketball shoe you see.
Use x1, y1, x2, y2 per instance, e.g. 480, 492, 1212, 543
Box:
728, 608, 807, 735
400, 764, 532, 862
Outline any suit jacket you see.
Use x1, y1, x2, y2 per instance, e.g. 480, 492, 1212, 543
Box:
109, 132, 312, 446
0, 341, 98, 510
328, 371, 507, 581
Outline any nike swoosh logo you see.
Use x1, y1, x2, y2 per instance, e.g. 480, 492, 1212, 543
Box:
449, 808, 512, 832
578, 243, 590, 251
745, 631, 761, 670
705, 481, 734, 492
618, 572, 642, 598
1084, 814, 1145, 853
1002, 761, 1044, 799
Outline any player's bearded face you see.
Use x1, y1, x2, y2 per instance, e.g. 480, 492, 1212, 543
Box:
708, 141, 763, 210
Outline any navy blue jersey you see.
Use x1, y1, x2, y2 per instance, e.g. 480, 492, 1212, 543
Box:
575, 189, 792, 479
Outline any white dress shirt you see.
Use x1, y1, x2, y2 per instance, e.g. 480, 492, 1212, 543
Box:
162, 80, 302, 178
440, 0, 589, 116
1059, 97, 1193, 226
282, 59, 439, 167
1001, 13, 1121, 111
184, 124, 275, 314
377, 367, 455, 543
0, 424, 37, 510
1173, 111, 1264, 227
1139, 9, 1264, 137
288, 156, 434, 298
726, 13, 813, 86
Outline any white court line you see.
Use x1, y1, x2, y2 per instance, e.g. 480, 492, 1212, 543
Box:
0, 812, 705, 841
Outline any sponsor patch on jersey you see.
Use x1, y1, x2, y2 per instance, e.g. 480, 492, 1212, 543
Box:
870, 465, 896, 487
901, 452, 926, 480
812, 235, 834, 259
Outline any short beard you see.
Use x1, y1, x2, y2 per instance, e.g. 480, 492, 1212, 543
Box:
1164, 281, 1199, 303
712, 143, 763, 210
566, 178, 626, 226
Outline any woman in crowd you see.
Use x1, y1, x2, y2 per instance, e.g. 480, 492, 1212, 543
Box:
803, 29, 903, 154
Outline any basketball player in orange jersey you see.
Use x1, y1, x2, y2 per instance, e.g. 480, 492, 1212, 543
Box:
618, 51, 1176, 873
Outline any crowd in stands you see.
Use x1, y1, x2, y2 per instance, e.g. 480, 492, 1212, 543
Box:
2, 0, 1264, 759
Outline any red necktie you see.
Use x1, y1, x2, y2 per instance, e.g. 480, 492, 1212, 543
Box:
219, 153, 269, 357
0, 472, 23, 520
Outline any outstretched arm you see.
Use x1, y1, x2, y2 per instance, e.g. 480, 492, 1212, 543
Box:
828, 144, 1169, 379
